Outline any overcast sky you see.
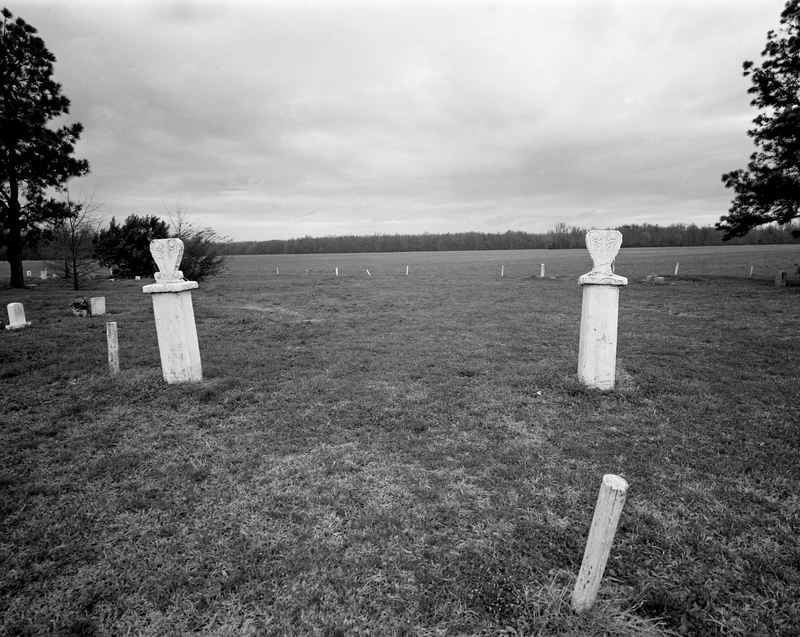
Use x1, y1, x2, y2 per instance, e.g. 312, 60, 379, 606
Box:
18, 0, 788, 241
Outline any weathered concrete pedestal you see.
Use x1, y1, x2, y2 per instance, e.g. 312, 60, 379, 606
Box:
143, 239, 202, 384
577, 230, 627, 390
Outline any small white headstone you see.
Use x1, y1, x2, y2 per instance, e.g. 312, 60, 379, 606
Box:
5, 302, 31, 330
90, 297, 106, 316
135, 275, 141, 280
26, 270, 31, 277
40, 270, 47, 280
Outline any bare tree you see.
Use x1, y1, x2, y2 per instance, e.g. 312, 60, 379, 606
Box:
166, 205, 229, 281
44, 194, 102, 289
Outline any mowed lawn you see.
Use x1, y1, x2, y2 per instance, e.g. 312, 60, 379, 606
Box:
1, 246, 798, 636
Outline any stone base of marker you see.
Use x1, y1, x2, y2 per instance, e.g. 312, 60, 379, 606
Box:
5, 302, 31, 330
144, 280, 202, 383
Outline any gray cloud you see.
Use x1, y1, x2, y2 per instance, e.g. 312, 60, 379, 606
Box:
18, 0, 787, 239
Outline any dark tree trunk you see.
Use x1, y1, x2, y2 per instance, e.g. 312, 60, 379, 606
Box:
7, 222, 25, 289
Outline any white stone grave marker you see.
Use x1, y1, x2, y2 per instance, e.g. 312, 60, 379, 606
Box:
90, 297, 106, 316
5, 302, 31, 330
143, 239, 202, 383
577, 230, 627, 390
106, 322, 120, 375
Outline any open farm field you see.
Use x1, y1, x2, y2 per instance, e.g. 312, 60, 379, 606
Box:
1, 245, 798, 635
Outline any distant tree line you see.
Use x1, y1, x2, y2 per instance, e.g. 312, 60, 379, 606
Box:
219, 222, 800, 256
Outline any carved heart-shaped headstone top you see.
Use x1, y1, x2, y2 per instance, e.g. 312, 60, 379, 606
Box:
585, 229, 622, 275
150, 239, 185, 283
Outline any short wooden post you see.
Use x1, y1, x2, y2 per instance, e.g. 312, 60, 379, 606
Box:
365, 268, 372, 277
674, 262, 680, 276
335, 267, 339, 277
571, 474, 629, 613
276, 267, 279, 275
775, 270, 787, 287
500, 265, 505, 278
106, 322, 120, 375
748, 265, 754, 278
405, 265, 409, 276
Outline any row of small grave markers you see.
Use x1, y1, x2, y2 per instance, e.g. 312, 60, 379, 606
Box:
4, 296, 107, 330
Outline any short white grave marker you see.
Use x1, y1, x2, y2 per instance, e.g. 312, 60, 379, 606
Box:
106, 321, 120, 375
577, 230, 627, 390
572, 474, 629, 612
143, 239, 202, 384
540, 263, 546, 278
90, 297, 106, 316
40, 270, 47, 280
5, 302, 31, 330
26, 270, 31, 277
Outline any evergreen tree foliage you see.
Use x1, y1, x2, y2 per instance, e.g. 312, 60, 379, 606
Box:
0, 8, 89, 287
93, 214, 169, 278
718, 0, 800, 239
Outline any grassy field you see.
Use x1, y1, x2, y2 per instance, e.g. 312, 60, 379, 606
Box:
1, 245, 798, 635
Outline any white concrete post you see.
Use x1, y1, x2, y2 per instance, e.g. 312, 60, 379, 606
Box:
572, 474, 629, 612
577, 230, 627, 390
142, 239, 202, 384
106, 321, 120, 375
5, 302, 31, 330
674, 262, 680, 276
540, 263, 545, 278
90, 297, 106, 316
748, 265, 754, 278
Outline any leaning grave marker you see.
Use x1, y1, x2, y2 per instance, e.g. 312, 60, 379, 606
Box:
143, 238, 203, 384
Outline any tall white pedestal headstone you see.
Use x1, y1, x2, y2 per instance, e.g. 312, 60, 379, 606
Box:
5, 302, 31, 330
143, 239, 202, 384
577, 230, 627, 390
90, 297, 106, 316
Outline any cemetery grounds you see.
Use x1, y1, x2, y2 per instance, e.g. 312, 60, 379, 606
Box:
0, 245, 798, 636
